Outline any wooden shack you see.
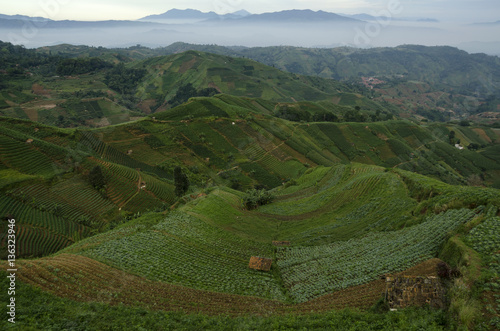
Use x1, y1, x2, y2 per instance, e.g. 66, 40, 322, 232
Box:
248, 256, 272, 271
385, 276, 445, 309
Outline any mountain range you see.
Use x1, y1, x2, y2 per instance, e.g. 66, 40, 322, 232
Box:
0, 9, 498, 53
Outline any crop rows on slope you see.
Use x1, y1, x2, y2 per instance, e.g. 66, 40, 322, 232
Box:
122, 191, 165, 213
104, 171, 138, 208
277, 208, 478, 303
0, 195, 87, 239
83, 212, 285, 301
89, 158, 175, 211
12, 254, 287, 316
210, 120, 253, 150
275, 172, 417, 245
189, 121, 239, 154
79, 131, 168, 178
261, 168, 389, 217
10, 179, 114, 222
49, 177, 116, 219
0, 134, 57, 177
259, 154, 305, 180
467, 206, 500, 254
0, 196, 80, 258
139, 173, 176, 204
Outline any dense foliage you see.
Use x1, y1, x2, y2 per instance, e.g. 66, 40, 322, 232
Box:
56, 57, 113, 76
242, 188, 275, 210
104, 63, 146, 95
88, 165, 106, 190
174, 166, 189, 197
169, 83, 219, 107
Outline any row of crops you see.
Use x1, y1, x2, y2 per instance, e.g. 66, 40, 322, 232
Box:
0, 195, 85, 258
0, 134, 59, 177
81, 212, 285, 301
79, 131, 169, 178
467, 206, 500, 254
89, 157, 175, 210
276, 208, 478, 303
9, 178, 114, 223
465, 206, 500, 329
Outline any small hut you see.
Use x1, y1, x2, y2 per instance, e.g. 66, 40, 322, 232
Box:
248, 256, 272, 271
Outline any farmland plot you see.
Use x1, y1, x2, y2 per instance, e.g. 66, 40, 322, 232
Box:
80, 212, 286, 301
277, 208, 478, 302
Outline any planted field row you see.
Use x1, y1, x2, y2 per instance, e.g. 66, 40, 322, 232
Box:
0, 195, 88, 240
0, 134, 57, 177
85, 227, 286, 301
11, 179, 114, 224
210, 121, 253, 150
50, 176, 116, 219
13, 254, 286, 316
260, 170, 390, 217
153, 212, 272, 261
122, 191, 164, 213
104, 173, 138, 208
80, 131, 168, 178
277, 208, 478, 303
14, 224, 72, 258
93, 158, 139, 183
139, 172, 176, 204
90, 158, 174, 209
467, 205, 500, 254
0, 196, 81, 258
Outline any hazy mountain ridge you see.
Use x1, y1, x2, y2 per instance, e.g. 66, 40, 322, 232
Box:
4, 8, 499, 51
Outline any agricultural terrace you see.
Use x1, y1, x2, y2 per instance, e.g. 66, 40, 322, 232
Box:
47, 163, 496, 308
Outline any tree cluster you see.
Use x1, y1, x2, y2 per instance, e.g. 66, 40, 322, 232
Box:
88, 165, 106, 190
56, 58, 113, 76
242, 189, 274, 210
169, 83, 219, 107
174, 166, 190, 197
104, 63, 147, 95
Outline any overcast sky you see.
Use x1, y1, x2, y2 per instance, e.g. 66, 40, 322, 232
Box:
1, 0, 498, 22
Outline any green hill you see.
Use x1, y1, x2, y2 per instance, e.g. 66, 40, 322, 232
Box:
1, 96, 499, 261
2, 41, 500, 329
1, 41, 391, 127
134, 50, 382, 112
2, 159, 499, 328
147, 43, 500, 123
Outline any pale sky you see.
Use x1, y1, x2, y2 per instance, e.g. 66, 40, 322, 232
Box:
0, 0, 498, 22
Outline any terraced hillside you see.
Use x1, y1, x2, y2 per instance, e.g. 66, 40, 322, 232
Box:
0, 117, 176, 258
2, 92, 500, 255
2, 161, 499, 328
1, 41, 387, 128
134, 50, 382, 112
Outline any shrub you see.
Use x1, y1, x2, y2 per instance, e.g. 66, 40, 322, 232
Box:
174, 166, 189, 197
88, 166, 106, 190
437, 261, 452, 279
242, 189, 274, 210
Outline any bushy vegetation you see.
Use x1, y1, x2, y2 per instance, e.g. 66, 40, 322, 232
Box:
242, 188, 275, 210
56, 57, 113, 76
88, 165, 106, 190
104, 63, 146, 95
174, 166, 189, 197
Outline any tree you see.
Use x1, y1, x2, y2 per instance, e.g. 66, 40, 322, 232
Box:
88, 165, 106, 190
242, 189, 274, 210
174, 166, 189, 197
